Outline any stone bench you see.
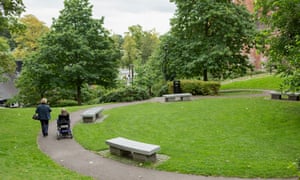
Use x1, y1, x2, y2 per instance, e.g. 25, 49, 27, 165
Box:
270, 91, 282, 100
106, 137, 160, 162
270, 91, 300, 101
163, 93, 192, 102
81, 107, 104, 123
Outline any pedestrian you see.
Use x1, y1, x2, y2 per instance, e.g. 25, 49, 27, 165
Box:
35, 98, 52, 137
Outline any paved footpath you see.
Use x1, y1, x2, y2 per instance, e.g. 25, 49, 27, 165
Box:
37, 97, 297, 180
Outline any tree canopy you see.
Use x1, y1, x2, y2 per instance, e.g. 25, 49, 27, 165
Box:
0, 0, 25, 33
12, 14, 49, 60
165, 0, 256, 81
255, 0, 300, 92
0, 37, 15, 81
121, 25, 160, 69
0, 0, 25, 81
17, 0, 120, 104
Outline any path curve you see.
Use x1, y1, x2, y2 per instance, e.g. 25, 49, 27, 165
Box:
37, 96, 297, 180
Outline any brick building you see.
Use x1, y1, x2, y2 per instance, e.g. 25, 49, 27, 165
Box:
233, 0, 267, 70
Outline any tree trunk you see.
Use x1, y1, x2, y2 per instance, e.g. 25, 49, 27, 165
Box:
203, 69, 208, 81
203, 19, 209, 82
76, 85, 82, 105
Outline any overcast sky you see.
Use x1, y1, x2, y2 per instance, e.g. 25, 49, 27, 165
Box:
22, 0, 176, 35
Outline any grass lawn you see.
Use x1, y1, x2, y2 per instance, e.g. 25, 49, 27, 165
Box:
74, 96, 300, 178
221, 74, 283, 91
0, 74, 298, 179
0, 107, 93, 179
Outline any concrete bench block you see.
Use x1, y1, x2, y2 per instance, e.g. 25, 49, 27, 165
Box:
163, 93, 192, 102
270, 91, 282, 100
81, 107, 104, 123
106, 137, 160, 162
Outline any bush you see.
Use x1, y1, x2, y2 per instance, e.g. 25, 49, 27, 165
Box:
99, 86, 150, 103
54, 99, 78, 107
85, 98, 101, 105
152, 81, 169, 97
167, 80, 220, 95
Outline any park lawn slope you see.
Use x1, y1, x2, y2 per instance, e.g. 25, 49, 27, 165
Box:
74, 97, 300, 178
221, 74, 283, 90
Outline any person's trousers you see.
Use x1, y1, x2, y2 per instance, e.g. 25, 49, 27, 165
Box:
40, 120, 49, 136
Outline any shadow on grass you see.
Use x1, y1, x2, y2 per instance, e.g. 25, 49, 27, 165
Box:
97, 149, 170, 168
219, 89, 267, 96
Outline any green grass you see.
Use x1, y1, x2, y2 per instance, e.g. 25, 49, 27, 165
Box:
219, 89, 265, 96
0, 74, 298, 179
221, 74, 283, 90
74, 97, 300, 178
0, 107, 93, 179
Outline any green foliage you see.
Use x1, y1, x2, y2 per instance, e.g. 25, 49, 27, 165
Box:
159, 34, 178, 81
99, 86, 150, 103
255, 0, 300, 91
121, 30, 163, 97
121, 32, 139, 68
281, 72, 300, 93
15, 58, 56, 105
140, 31, 160, 65
74, 98, 300, 178
166, 0, 256, 80
167, 80, 220, 95
121, 25, 160, 68
12, 14, 49, 60
0, 0, 25, 33
0, 37, 15, 81
53, 99, 78, 107
134, 50, 165, 96
152, 81, 169, 97
17, 0, 120, 105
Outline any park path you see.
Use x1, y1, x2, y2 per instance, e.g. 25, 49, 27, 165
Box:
37, 95, 297, 180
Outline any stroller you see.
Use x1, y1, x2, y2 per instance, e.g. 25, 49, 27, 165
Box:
56, 114, 73, 140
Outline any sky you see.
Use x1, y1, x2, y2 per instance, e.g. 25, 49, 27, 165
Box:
21, 0, 176, 35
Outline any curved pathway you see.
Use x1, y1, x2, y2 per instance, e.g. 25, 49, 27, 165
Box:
37, 96, 297, 180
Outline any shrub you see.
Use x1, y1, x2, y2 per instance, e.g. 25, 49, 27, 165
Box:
54, 99, 78, 107
152, 81, 169, 97
99, 86, 150, 103
85, 98, 101, 105
167, 80, 220, 95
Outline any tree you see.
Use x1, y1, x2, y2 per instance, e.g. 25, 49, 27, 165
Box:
0, 0, 25, 81
121, 25, 160, 90
15, 57, 54, 104
121, 25, 160, 68
160, 33, 182, 81
0, 37, 15, 81
0, 0, 25, 33
255, 0, 300, 92
121, 33, 140, 68
12, 14, 49, 60
169, 0, 256, 81
140, 30, 160, 64
134, 46, 165, 96
18, 0, 120, 105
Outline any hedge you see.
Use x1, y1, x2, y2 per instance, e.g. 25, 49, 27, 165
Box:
99, 86, 150, 103
167, 80, 220, 95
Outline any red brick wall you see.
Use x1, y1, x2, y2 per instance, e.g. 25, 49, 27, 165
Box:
234, 0, 267, 70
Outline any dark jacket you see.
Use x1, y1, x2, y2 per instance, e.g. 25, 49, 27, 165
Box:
36, 103, 52, 120
57, 114, 70, 126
